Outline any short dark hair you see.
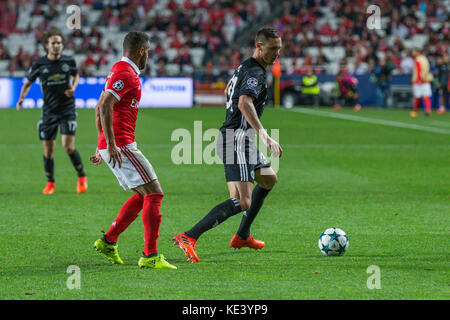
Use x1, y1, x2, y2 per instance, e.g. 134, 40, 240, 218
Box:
123, 31, 150, 53
255, 26, 280, 45
43, 27, 64, 47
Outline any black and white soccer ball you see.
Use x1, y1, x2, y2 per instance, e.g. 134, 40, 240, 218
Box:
318, 228, 349, 256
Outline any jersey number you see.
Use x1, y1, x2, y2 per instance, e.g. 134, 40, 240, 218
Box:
226, 75, 238, 111
67, 121, 77, 132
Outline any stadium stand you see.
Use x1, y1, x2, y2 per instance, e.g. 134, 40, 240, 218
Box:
0, 0, 449, 88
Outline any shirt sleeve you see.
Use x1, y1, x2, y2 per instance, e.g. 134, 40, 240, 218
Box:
105, 70, 133, 101
239, 68, 265, 99
27, 60, 40, 82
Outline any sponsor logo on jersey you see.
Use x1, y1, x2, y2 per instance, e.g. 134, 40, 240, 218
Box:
48, 74, 66, 81
130, 98, 139, 108
113, 80, 124, 91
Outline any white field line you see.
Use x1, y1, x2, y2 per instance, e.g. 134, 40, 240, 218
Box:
430, 120, 450, 128
285, 108, 450, 135
283, 144, 449, 149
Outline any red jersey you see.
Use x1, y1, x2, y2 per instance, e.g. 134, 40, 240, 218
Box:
413, 54, 431, 84
97, 57, 141, 149
414, 59, 422, 84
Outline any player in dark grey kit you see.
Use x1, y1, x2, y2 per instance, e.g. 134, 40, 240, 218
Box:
173, 26, 283, 263
16, 28, 88, 194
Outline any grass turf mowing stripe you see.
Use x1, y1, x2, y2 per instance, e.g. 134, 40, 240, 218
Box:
285, 107, 450, 135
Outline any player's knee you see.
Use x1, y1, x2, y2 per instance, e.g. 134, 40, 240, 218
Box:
259, 174, 278, 190
63, 145, 75, 154
149, 180, 163, 194
43, 142, 55, 158
136, 180, 163, 195
43, 150, 54, 158
238, 197, 251, 211
268, 174, 278, 188
43, 148, 54, 158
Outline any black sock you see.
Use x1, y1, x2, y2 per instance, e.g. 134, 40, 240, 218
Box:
43, 156, 55, 182
68, 149, 85, 177
102, 234, 115, 245
143, 252, 158, 258
185, 198, 242, 240
237, 185, 271, 240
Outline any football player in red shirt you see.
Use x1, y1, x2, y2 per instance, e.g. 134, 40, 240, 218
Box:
90, 31, 176, 270
410, 48, 433, 117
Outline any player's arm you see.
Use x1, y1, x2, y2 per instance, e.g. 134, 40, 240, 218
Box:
97, 90, 122, 168
18, 59, 41, 111
90, 91, 106, 166
65, 57, 79, 97
65, 73, 80, 97
95, 91, 104, 136
224, 78, 231, 95
238, 94, 282, 158
16, 79, 33, 111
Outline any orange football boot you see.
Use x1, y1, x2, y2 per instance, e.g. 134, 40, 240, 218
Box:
77, 176, 88, 194
42, 181, 55, 195
172, 233, 200, 263
230, 233, 265, 250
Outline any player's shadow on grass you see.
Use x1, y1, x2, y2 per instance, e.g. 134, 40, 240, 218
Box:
194, 249, 288, 263
0, 263, 122, 278
302, 253, 403, 259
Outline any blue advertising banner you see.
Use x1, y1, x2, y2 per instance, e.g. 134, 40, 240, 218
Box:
0, 77, 193, 109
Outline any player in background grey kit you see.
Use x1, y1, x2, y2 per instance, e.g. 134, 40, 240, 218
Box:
16, 28, 87, 195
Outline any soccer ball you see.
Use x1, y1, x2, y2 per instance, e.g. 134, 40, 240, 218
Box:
318, 228, 349, 256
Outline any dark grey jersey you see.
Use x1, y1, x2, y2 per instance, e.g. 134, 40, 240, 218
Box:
220, 57, 267, 132
27, 55, 78, 117
437, 62, 449, 86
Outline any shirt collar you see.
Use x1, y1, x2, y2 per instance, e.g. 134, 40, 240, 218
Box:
121, 56, 141, 75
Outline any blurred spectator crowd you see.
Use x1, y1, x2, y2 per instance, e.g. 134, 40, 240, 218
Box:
276, 0, 449, 76
0, 0, 449, 89
0, 0, 271, 85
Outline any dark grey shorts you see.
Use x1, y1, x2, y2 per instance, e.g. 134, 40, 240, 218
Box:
218, 129, 271, 183
37, 114, 77, 141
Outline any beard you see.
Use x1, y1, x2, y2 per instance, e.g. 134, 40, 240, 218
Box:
139, 55, 147, 70
263, 55, 276, 65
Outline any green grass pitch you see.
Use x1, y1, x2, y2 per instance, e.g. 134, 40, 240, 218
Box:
0, 106, 448, 299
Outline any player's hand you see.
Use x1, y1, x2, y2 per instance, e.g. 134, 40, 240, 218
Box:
260, 130, 282, 158
107, 145, 122, 168
89, 148, 103, 166
266, 137, 283, 158
16, 99, 23, 111
64, 86, 75, 97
